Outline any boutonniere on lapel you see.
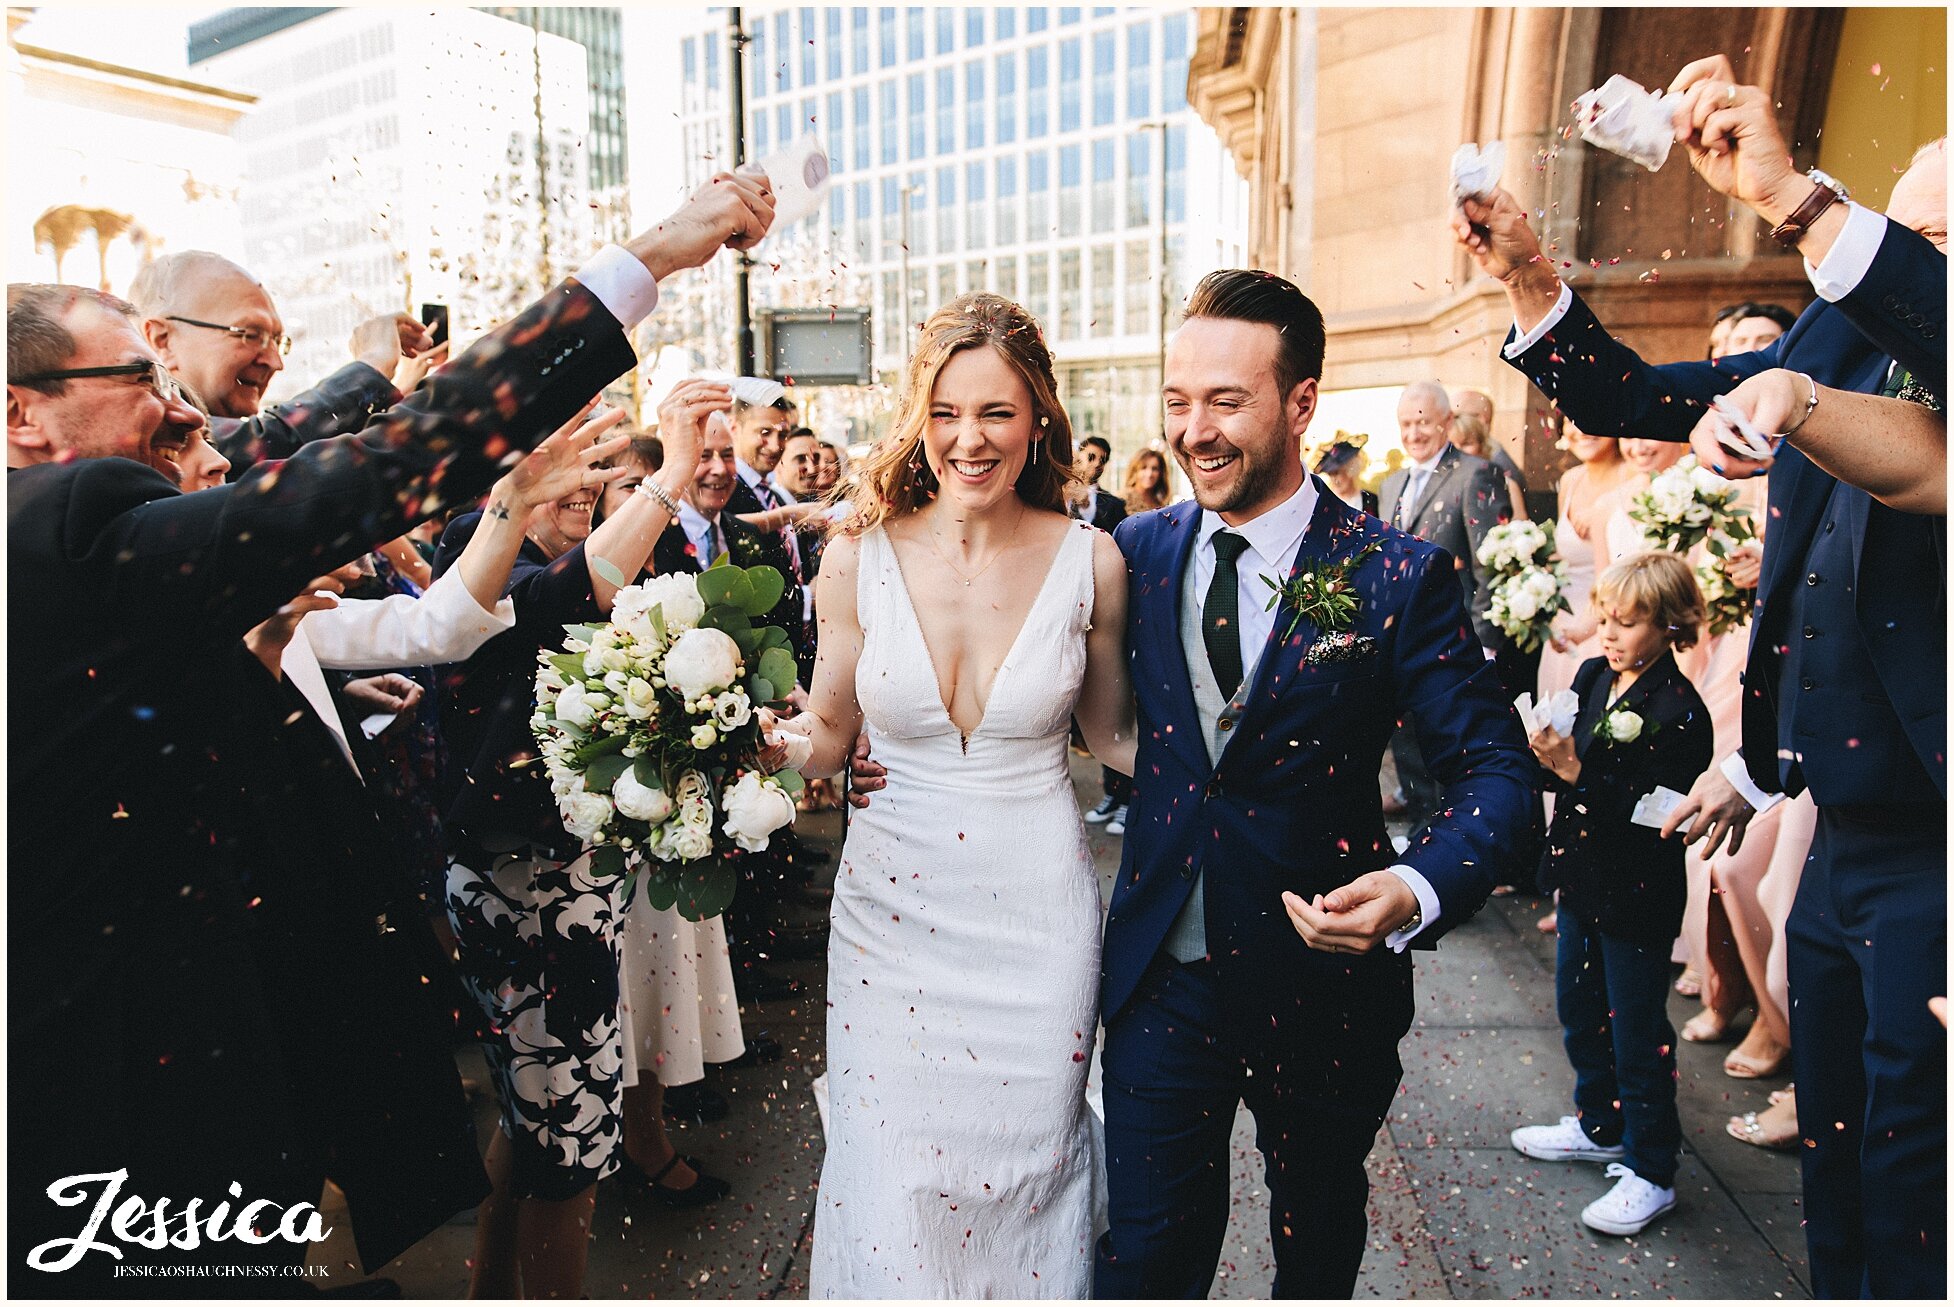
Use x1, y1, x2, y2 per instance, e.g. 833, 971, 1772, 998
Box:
1260, 541, 1382, 666
1593, 706, 1650, 744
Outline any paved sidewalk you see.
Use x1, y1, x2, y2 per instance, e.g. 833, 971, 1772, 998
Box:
313, 757, 1809, 1298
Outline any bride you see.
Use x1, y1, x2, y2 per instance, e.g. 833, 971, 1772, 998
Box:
776, 293, 1135, 1297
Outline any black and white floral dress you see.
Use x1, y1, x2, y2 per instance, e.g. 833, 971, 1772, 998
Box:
435, 516, 626, 1200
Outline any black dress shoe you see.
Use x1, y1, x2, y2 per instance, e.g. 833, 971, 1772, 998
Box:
731, 1034, 783, 1066
662, 1082, 729, 1122
735, 966, 803, 1003
613, 1152, 731, 1208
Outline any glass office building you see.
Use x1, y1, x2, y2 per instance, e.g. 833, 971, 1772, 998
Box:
669, 6, 1246, 461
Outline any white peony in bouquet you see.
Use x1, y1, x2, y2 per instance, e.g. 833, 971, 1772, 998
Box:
1628, 455, 1750, 555
1476, 519, 1570, 652
531, 558, 803, 921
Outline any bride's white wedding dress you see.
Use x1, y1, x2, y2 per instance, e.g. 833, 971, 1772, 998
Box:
810, 521, 1105, 1299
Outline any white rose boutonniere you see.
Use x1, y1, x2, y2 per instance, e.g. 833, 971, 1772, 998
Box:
1594, 706, 1647, 744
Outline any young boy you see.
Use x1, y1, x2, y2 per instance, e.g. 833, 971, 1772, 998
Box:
1512, 552, 1713, 1236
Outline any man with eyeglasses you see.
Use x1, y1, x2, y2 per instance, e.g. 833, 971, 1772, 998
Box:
128, 250, 433, 476
6, 174, 773, 1292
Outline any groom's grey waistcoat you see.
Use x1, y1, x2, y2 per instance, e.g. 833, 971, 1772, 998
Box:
1161, 550, 1261, 963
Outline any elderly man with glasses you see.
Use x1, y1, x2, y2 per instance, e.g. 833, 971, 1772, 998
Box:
128, 250, 433, 476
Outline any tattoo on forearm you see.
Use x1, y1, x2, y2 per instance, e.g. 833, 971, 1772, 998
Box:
487, 499, 512, 521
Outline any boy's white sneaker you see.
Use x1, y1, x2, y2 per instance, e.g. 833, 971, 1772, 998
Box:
1510, 1115, 1627, 1163
1580, 1163, 1677, 1236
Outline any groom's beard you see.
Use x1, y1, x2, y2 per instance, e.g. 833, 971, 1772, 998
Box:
1177, 423, 1293, 517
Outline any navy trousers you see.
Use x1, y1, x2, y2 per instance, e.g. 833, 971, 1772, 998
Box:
1787, 804, 1946, 1299
1553, 913, 1682, 1186
1094, 954, 1405, 1299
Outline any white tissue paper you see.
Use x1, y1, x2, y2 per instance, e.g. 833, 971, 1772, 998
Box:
738, 132, 833, 238
1710, 393, 1780, 462
768, 727, 814, 772
1573, 74, 1684, 172
1450, 141, 1506, 205
1515, 689, 1581, 736
1630, 786, 1688, 829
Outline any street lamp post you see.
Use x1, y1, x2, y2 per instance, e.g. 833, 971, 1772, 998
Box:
1144, 120, 1172, 440
898, 183, 922, 339
729, 7, 754, 375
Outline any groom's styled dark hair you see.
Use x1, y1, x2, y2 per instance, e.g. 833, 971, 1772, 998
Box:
1181, 270, 1326, 401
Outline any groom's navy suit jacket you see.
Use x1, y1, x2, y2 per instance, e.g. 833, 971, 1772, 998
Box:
1505, 218, 1944, 806
1102, 485, 1538, 1047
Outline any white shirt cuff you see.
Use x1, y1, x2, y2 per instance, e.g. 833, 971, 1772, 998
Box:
1804, 202, 1887, 303
1502, 281, 1573, 359
1721, 751, 1786, 814
573, 243, 661, 330
1384, 864, 1442, 953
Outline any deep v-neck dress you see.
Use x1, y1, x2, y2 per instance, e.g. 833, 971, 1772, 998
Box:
810, 521, 1105, 1298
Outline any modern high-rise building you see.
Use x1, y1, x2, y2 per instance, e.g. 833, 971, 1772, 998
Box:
664, 6, 1247, 462
478, 7, 631, 237
188, 8, 594, 404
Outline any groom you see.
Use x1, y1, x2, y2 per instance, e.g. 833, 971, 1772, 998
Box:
1094, 269, 1536, 1297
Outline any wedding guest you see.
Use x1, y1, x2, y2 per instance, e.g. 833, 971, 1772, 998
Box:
779, 426, 822, 500
128, 250, 434, 475
1314, 438, 1377, 516
1451, 411, 1527, 522
1452, 387, 1528, 511
1122, 446, 1172, 516
1460, 68, 1944, 1290
1380, 381, 1515, 821
815, 437, 848, 495
1513, 552, 1712, 1237
1707, 301, 1798, 359
6, 173, 768, 1288
1073, 435, 1129, 530
1536, 422, 1634, 703
434, 383, 726, 1297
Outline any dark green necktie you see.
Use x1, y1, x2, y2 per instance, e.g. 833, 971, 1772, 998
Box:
1203, 531, 1250, 700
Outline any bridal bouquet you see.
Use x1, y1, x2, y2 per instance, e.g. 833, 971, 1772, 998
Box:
1696, 514, 1762, 636
530, 559, 804, 920
1477, 520, 1570, 652
1627, 456, 1751, 555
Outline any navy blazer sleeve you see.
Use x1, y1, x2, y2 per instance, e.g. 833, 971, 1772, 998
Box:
67, 279, 636, 646
1392, 542, 1541, 940
210, 360, 400, 476
1505, 290, 1769, 442
1834, 218, 1946, 402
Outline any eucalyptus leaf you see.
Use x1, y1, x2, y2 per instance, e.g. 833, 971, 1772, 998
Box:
742, 566, 786, 617
639, 864, 680, 911
698, 566, 745, 607
588, 843, 627, 881
755, 626, 793, 653
632, 754, 666, 789
674, 860, 740, 922
774, 768, 806, 795
757, 648, 798, 696
589, 555, 630, 589
749, 675, 775, 705
564, 625, 600, 645
548, 653, 586, 679
586, 751, 631, 792
702, 605, 753, 635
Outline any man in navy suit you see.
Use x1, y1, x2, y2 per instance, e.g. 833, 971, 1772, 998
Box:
1092, 270, 1538, 1298
1456, 54, 1945, 1297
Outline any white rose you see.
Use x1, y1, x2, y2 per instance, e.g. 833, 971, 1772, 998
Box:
1524, 569, 1558, 600
673, 769, 710, 803
721, 771, 798, 853
559, 790, 614, 842
1503, 582, 1541, 622
637, 573, 707, 633
690, 723, 719, 750
712, 687, 753, 731
1607, 709, 1644, 742
1684, 501, 1712, 525
554, 681, 597, 728
667, 823, 713, 862
664, 627, 742, 701
611, 768, 675, 823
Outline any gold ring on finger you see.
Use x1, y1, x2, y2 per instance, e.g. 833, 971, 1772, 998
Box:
1725, 85, 1738, 106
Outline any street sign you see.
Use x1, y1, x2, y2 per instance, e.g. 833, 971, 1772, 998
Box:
759, 307, 873, 386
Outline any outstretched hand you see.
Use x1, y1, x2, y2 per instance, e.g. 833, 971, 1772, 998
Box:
497, 404, 632, 516
1660, 762, 1756, 857
1282, 871, 1418, 955
628, 174, 777, 281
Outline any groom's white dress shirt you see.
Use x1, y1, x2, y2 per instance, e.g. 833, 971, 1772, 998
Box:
1193, 478, 1439, 951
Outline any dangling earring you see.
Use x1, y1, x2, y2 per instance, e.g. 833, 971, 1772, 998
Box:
1031, 436, 1042, 465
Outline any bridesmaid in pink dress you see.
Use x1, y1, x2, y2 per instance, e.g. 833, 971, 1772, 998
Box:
1537, 426, 1636, 701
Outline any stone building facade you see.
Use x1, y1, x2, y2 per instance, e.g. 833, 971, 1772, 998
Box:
1187, 6, 1945, 505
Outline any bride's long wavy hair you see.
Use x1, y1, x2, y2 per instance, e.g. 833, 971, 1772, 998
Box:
840, 293, 1075, 537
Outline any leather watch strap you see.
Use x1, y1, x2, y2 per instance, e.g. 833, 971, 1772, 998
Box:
1769, 179, 1844, 247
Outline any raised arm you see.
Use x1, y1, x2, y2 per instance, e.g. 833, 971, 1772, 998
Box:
1074, 530, 1137, 775
581, 379, 719, 609
95, 175, 776, 644
788, 532, 868, 778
